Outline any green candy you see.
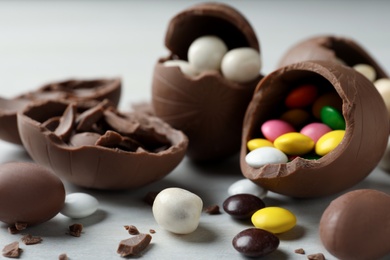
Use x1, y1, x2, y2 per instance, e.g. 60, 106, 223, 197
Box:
320, 106, 346, 130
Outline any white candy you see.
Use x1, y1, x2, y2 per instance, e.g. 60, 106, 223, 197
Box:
228, 178, 267, 199
245, 147, 288, 168
374, 78, 390, 117
152, 187, 203, 234
353, 63, 376, 82
379, 136, 390, 171
163, 60, 199, 77
221, 47, 261, 83
188, 35, 228, 72
60, 193, 99, 219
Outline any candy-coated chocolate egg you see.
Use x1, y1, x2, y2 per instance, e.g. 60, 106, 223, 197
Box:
300, 122, 332, 143
60, 193, 99, 219
246, 138, 273, 151
228, 179, 268, 199
261, 119, 295, 142
285, 84, 318, 108
245, 147, 288, 168
315, 130, 345, 156
274, 132, 314, 155
251, 207, 296, 234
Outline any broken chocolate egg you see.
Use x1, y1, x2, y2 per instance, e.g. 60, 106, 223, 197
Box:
277, 35, 388, 79
0, 162, 65, 227
152, 2, 262, 161
0, 78, 121, 145
240, 60, 389, 197
17, 100, 188, 190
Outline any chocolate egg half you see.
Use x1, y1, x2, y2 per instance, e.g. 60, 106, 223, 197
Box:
0, 78, 121, 145
277, 35, 388, 79
240, 60, 389, 197
152, 2, 262, 161
17, 100, 188, 190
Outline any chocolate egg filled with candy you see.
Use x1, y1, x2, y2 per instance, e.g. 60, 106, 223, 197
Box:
152, 2, 263, 162
240, 60, 389, 198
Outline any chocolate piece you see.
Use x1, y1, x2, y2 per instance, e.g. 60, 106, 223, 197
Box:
240, 61, 389, 197
295, 248, 305, 254
307, 253, 325, 260
149, 229, 156, 234
204, 204, 221, 215
69, 223, 83, 237
223, 194, 265, 219
124, 225, 140, 235
0, 78, 121, 145
58, 253, 68, 260
18, 100, 188, 190
2, 241, 22, 258
117, 233, 152, 257
21, 234, 42, 245
320, 189, 390, 259
152, 2, 262, 161
0, 162, 65, 226
278, 35, 388, 79
54, 104, 76, 142
232, 228, 279, 257
8, 226, 18, 235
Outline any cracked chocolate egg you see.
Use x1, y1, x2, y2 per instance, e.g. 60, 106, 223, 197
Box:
240, 60, 389, 197
0, 162, 65, 227
152, 2, 262, 162
0, 78, 121, 145
277, 35, 388, 79
17, 100, 188, 190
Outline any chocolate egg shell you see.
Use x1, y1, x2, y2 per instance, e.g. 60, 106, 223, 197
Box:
0, 162, 65, 226
278, 35, 388, 79
152, 2, 262, 161
17, 100, 188, 190
240, 60, 389, 197
0, 78, 121, 145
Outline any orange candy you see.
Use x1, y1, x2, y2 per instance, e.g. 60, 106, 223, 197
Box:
285, 84, 318, 109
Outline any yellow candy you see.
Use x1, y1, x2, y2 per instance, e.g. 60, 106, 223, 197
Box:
315, 130, 345, 156
247, 138, 274, 151
273, 132, 314, 155
251, 207, 296, 234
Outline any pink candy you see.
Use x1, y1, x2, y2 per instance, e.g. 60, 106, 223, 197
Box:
261, 119, 295, 142
300, 122, 332, 143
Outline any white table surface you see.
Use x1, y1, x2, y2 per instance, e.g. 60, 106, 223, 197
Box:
1, 1, 390, 259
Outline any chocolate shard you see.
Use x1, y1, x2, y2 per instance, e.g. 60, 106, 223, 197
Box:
21, 234, 42, 245
117, 233, 152, 257
69, 223, 83, 237
2, 241, 22, 258
54, 103, 76, 142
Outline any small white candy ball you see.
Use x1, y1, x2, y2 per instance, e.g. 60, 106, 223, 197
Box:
228, 179, 268, 199
188, 35, 228, 72
245, 147, 288, 168
163, 60, 199, 77
353, 63, 376, 82
221, 47, 261, 83
152, 187, 203, 234
60, 193, 99, 219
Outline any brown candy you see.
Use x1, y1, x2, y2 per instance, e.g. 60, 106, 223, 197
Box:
17, 100, 188, 190
232, 228, 279, 257
277, 35, 388, 79
152, 2, 262, 161
117, 233, 152, 257
0, 78, 121, 145
240, 60, 389, 197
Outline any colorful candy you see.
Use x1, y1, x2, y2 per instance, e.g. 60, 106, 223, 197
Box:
223, 194, 265, 219
312, 92, 343, 119
274, 132, 314, 155
247, 138, 273, 151
285, 84, 318, 108
315, 130, 345, 156
320, 105, 345, 130
280, 108, 310, 128
227, 179, 268, 199
245, 147, 289, 168
261, 119, 295, 142
300, 122, 332, 143
251, 206, 296, 233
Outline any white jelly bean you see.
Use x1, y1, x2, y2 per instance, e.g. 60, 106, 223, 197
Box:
188, 35, 228, 72
60, 193, 99, 219
353, 63, 376, 82
163, 60, 199, 77
245, 147, 288, 168
228, 179, 267, 199
152, 187, 203, 234
221, 47, 261, 83
374, 78, 390, 91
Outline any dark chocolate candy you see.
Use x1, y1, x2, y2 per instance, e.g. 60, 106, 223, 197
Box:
223, 194, 265, 219
0, 162, 65, 226
277, 35, 388, 79
17, 100, 188, 190
232, 228, 279, 257
240, 60, 389, 197
0, 78, 121, 145
152, 2, 262, 162
320, 189, 390, 260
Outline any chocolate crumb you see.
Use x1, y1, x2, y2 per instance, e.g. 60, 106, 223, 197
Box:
143, 191, 159, 206
204, 204, 221, 215
2, 241, 22, 258
8, 226, 18, 235
21, 234, 42, 245
149, 229, 156, 234
124, 225, 140, 235
58, 253, 68, 260
307, 253, 325, 260
295, 248, 305, 254
117, 233, 152, 257
15, 222, 27, 231
69, 223, 83, 237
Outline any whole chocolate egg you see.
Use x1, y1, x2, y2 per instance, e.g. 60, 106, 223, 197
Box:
0, 78, 121, 145
152, 2, 262, 161
17, 100, 188, 190
277, 35, 388, 79
240, 60, 389, 197
0, 162, 65, 227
